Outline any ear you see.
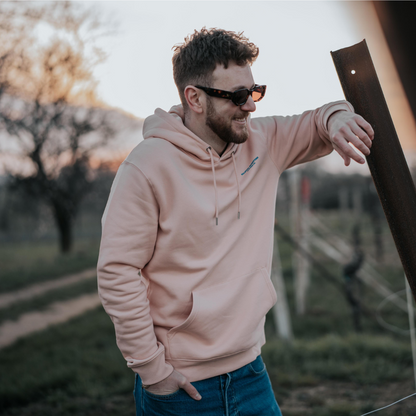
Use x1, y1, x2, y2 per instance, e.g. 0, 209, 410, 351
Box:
184, 85, 204, 114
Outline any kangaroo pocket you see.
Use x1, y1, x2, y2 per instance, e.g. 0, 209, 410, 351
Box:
167, 267, 277, 361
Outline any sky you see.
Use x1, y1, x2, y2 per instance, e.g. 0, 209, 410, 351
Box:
93, 1, 359, 120
17, 1, 416, 173
88, 0, 381, 173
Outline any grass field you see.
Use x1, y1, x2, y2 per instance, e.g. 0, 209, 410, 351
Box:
1, 211, 415, 415
0, 238, 100, 293
0, 307, 414, 416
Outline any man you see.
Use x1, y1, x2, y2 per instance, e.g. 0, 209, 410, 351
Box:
97, 28, 373, 415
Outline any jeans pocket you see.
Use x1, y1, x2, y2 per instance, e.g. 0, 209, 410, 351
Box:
248, 355, 267, 376
142, 387, 182, 400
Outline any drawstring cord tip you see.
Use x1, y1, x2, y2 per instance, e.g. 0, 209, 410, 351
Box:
238, 212, 240, 219
216, 217, 218, 226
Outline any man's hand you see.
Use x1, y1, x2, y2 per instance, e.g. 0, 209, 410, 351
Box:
143, 369, 202, 400
328, 111, 374, 166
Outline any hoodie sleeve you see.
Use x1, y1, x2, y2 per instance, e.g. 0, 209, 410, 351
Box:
97, 160, 174, 385
252, 100, 354, 173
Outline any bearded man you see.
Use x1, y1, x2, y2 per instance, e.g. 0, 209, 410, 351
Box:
97, 28, 373, 416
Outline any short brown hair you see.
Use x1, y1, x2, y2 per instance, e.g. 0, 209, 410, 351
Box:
172, 28, 259, 110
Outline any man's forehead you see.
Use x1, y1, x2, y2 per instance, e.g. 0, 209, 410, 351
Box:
211, 62, 255, 89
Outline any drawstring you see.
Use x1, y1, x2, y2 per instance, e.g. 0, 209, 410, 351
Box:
206, 147, 242, 225
232, 151, 241, 220
206, 147, 219, 225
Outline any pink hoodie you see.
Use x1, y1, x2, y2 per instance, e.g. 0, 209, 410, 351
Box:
97, 101, 354, 385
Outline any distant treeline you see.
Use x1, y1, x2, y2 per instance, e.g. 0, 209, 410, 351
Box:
0, 168, 116, 243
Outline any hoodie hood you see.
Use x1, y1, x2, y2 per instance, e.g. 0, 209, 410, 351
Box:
142, 104, 239, 162
143, 104, 244, 225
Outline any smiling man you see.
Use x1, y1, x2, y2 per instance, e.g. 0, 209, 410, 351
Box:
97, 28, 373, 416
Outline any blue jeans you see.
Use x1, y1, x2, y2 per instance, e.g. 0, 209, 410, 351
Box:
133, 355, 282, 416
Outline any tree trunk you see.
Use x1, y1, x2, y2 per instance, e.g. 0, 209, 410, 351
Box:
52, 201, 73, 253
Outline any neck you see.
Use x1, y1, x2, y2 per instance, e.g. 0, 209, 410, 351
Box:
184, 114, 227, 156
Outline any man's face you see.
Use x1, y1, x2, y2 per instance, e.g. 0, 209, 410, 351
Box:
204, 62, 257, 145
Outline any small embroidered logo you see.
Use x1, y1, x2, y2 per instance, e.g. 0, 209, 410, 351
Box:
241, 157, 259, 175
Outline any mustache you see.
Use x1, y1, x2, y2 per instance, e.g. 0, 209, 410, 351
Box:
233, 113, 249, 120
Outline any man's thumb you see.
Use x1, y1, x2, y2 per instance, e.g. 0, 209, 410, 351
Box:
182, 381, 202, 401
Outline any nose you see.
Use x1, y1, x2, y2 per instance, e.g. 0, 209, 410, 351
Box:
241, 95, 256, 112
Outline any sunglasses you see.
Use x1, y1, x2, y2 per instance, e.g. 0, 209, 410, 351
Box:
194, 84, 267, 106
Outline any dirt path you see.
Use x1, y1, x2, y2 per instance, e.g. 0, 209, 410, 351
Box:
0, 292, 101, 348
0, 267, 97, 308
0, 268, 101, 349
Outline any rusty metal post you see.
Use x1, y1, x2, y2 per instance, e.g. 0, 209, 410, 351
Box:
331, 40, 416, 301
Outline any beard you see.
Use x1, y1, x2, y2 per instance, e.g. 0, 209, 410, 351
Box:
205, 98, 249, 144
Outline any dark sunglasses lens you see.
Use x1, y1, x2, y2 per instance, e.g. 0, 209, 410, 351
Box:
233, 89, 250, 106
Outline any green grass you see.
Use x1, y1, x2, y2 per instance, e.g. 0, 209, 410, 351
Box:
0, 238, 100, 293
263, 334, 412, 387
0, 307, 134, 415
0, 307, 413, 415
0, 277, 98, 325
1, 395, 134, 416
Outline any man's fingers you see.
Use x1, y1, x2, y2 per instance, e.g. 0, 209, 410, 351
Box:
144, 370, 201, 400
333, 144, 351, 166
356, 116, 375, 141
328, 112, 375, 166
335, 121, 371, 156
332, 135, 365, 164
180, 379, 202, 400
345, 130, 371, 156
351, 126, 372, 151
176, 372, 202, 400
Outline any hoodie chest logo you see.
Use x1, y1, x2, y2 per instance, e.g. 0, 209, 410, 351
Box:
241, 157, 259, 176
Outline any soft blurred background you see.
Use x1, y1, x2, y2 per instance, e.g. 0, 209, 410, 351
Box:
1, 1, 416, 415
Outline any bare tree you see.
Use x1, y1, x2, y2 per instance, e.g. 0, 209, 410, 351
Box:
0, 1, 117, 252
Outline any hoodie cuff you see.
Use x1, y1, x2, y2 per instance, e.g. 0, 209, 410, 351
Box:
129, 342, 174, 386
321, 100, 355, 135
